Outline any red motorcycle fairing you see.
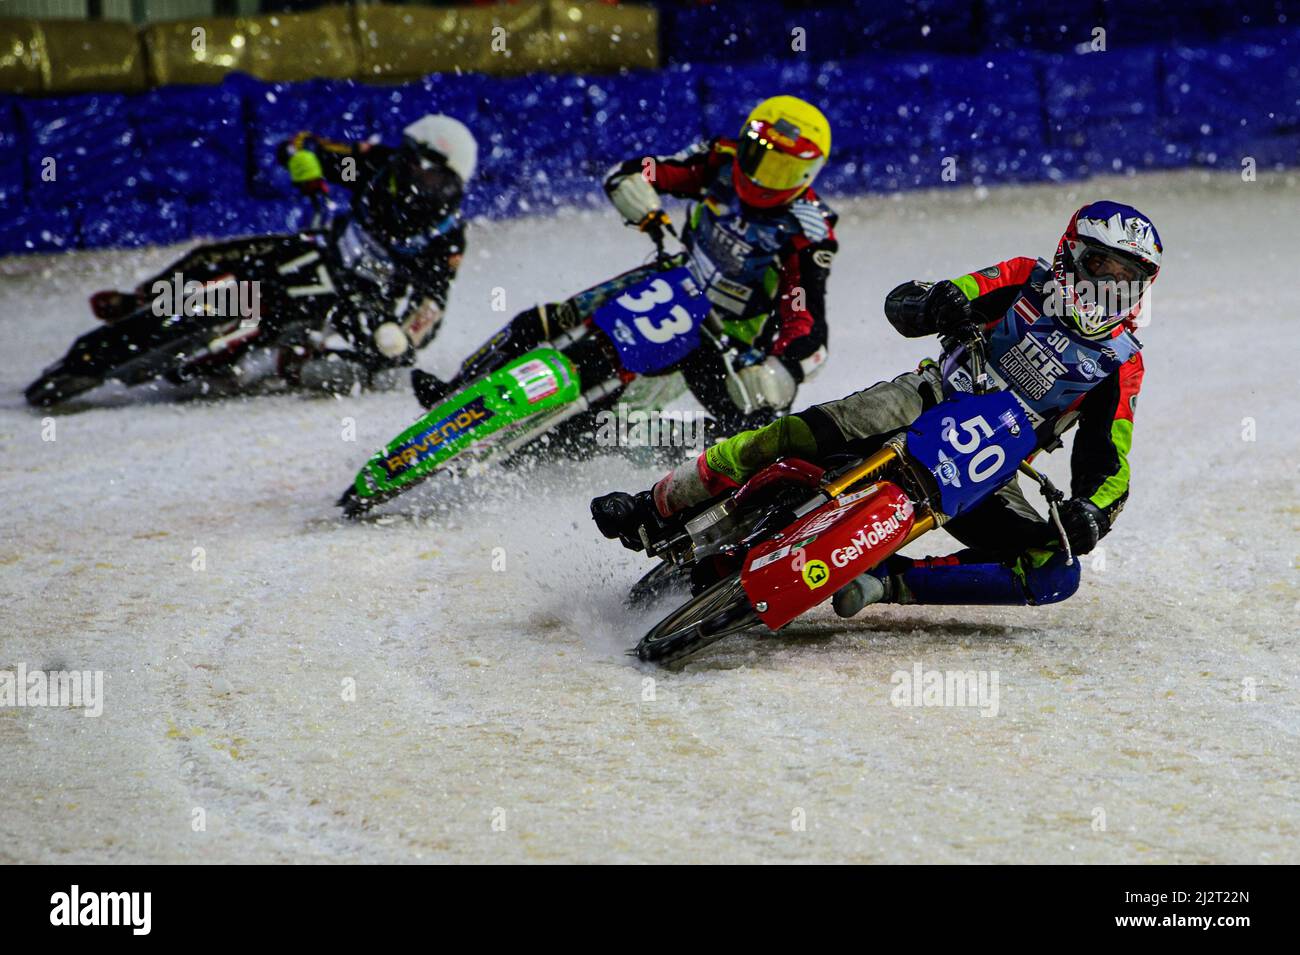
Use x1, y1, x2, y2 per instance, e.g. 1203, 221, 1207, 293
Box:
741, 481, 916, 630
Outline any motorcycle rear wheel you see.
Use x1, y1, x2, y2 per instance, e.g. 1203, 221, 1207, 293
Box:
24, 373, 102, 407
635, 573, 758, 665
25, 319, 214, 407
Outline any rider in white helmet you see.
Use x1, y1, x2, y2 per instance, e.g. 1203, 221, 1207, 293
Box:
274, 114, 478, 390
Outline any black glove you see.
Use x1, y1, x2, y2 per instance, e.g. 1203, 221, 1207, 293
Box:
924, 280, 974, 337
1057, 497, 1110, 555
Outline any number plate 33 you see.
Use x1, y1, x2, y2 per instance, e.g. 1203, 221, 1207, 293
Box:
591, 267, 711, 374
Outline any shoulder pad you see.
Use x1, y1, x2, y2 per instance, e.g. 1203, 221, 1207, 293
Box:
1027, 257, 1053, 292
711, 137, 738, 157
790, 197, 833, 242
663, 139, 724, 165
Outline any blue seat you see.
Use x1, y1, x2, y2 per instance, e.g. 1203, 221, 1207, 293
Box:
476, 74, 590, 183
1163, 35, 1300, 143
773, 3, 979, 59
813, 148, 871, 198
925, 52, 1044, 154
127, 84, 246, 199
1041, 45, 1161, 148
584, 70, 704, 168
984, 0, 1112, 51
1212, 130, 1300, 170
661, 1, 790, 65
368, 73, 486, 141
9, 16, 1300, 257
0, 97, 24, 211
187, 195, 322, 240
1104, 0, 1250, 46
831, 55, 935, 156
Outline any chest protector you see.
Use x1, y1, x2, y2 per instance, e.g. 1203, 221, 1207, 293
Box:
941, 259, 1140, 436
683, 161, 808, 323
336, 219, 397, 286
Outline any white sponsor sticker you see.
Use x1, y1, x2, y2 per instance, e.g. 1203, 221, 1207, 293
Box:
402, 303, 441, 347
509, 359, 559, 404
834, 485, 879, 508
795, 503, 859, 539
748, 544, 792, 571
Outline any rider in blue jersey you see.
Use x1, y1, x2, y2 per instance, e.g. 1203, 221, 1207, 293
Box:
593, 201, 1162, 614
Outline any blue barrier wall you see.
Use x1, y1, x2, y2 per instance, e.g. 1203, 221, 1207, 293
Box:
1, 19, 1298, 256
657, 0, 1300, 61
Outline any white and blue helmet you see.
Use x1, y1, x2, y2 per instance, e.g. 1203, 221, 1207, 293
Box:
1053, 201, 1162, 337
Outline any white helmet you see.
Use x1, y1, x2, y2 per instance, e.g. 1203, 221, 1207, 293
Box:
402, 114, 478, 185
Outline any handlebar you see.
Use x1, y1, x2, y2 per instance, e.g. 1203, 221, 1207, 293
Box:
961, 331, 993, 395
644, 213, 680, 266
1019, 462, 1074, 567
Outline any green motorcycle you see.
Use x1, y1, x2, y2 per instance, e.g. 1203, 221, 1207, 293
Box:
338, 246, 716, 518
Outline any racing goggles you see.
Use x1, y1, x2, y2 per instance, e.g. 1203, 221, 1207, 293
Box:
1074, 241, 1157, 287
395, 147, 464, 207
736, 119, 826, 191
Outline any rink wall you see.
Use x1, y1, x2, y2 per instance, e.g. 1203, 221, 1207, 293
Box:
0, 2, 659, 93
1, 23, 1298, 256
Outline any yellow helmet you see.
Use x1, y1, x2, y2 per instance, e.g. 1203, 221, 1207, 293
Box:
733, 95, 832, 208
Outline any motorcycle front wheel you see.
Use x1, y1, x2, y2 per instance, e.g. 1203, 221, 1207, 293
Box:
634, 573, 758, 665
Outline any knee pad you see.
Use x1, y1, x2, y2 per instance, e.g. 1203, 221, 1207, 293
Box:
1021, 551, 1081, 605
890, 550, 1080, 607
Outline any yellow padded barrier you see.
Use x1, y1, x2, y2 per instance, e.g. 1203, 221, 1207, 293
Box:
1, 2, 659, 94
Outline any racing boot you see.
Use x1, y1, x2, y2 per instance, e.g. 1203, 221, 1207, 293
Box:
591, 490, 662, 552
832, 569, 893, 618
833, 550, 1082, 614
297, 351, 370, 395
90, 290, 148, 323
412, 368, 452, 409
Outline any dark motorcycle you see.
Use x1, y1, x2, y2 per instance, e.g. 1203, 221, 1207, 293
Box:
25, 199, 383, 407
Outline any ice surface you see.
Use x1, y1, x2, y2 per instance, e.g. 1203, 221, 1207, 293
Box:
1, 169, 1297, 863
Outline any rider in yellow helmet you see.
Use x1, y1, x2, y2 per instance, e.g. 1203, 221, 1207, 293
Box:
731, 95, 832, 207
597, 93, 838, 430
415, 95, 838, 437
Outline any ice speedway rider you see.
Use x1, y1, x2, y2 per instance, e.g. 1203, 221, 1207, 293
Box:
90, 114, 478, 393
593, 201, 1162, 615
412, 95, 837, 434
